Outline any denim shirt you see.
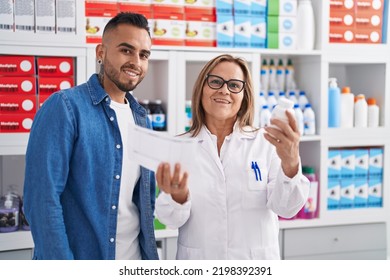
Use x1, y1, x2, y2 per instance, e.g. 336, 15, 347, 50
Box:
23, 74, 158, 260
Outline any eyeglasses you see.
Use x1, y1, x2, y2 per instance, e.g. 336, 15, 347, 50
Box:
205, 74, 245, 94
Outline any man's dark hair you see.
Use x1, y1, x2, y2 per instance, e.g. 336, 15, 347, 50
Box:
103, 12, 150, 37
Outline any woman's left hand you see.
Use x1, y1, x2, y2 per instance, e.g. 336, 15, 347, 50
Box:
264, 110, 300, 178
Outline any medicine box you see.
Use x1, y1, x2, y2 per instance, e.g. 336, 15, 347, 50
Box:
354, 148, 369, 178
56, 0, 77, 34
0, 76, 36, 95
216, 14, 234, 48
216, 0, 233, 15
341, 149, 355, 178
354, 178, 368, 208
327, 179, 340, 210
368, 177, 382, 207
267, 15, 297, 33
251, 16, 267, 48
0, 56, 35, 76
37, 57, 74, 77
234, 16, 251, 48
0, 114, 35, 133
184, 14, 216, 47
0, 95, 36, 114
328, 149, 342, 179
340, 179, 354, 209
368, 148, 383, 177
38, 77, 74, 95
267, 0, 297, 16
251, 0, 267, 16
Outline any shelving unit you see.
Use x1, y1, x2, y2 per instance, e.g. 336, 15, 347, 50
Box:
1, 0, 389, 259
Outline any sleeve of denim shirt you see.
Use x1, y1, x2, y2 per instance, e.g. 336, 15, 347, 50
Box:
24, 92, 76, 259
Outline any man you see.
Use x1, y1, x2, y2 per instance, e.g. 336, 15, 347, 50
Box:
23, 12, 158, 260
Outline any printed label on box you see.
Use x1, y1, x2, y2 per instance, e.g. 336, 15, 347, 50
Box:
37, 57, 74, 77
0, 0, 14, 32
354, 179, 368, 208
340, 179, 354, 208
368, 148, 383, 177
185, 14, 216, 47
329, 0, 355, 13
329, 26, 355, 43
151, 13, 185, 46
184, 0, 215, 15
328, 150, 341, 179
0, 56, 35, 76
368, 177, 382, 207
38, 77, 74, 94
251, 16, 266, 48
327, 179, 340, 210
14, 0, 35, 32
0, 95, 36, 114
234, 16, 251, 48
0, 76, 36, 95
216, 0, 233, 15
354, 149, 369, 178
0, 114, 35, 133
354, 28, 382, 43
35, 0, 56, 33
56, 0, 77, 34
329, 10, 355, 28
217, 14, 234, 47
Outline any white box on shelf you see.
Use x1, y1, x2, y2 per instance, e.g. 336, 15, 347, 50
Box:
35, 0, 56, 33
56, 0, 77, 34
0, 0, 14, 32
14, 0, 35, 32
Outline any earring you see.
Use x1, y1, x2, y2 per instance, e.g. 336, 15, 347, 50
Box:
97, 59, 102, 64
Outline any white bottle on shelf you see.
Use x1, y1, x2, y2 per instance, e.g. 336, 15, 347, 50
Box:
354, 94, 368, 128
294, 103, 304, 136
340, 86, 355, 128
267, 91, 278, 111
288, 90, 298, 105
297, 0, 315, 50
367, 97, 379, 127
260, 59, 269, 91
260, 105, 272, 128
303, 103, 316, 135
298, 90, 309, 110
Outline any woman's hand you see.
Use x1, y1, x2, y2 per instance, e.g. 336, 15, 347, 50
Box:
156, 163, 189, 204
264, 110, 300, 178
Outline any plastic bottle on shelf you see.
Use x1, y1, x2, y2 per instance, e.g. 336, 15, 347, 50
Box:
288, 90, 298, 105
267, 91, 278, 111
296, 0, 315, 50
185, 100, 192, 132
367, 97, 379, 127
354, 94, 368, 127
328, 77, 341, 128
151, 99, 166, 131
294, 103, 304, 136
340, 86, 355, 128
303, 103, 316, 135
141, 99, 153, 124
268, 59, 278, 91
298, 166, 319, 219
260, 59, 269, 91
270, 97, 295, 129
0, 194, 20, 233
285, 58, 296, 91
278, 91, 286, 100
260, 104, 272, 128
276, 58, 285, 91
298, 90, 309, 110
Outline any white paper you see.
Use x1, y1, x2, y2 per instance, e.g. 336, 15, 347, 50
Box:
128, 124, 197, 172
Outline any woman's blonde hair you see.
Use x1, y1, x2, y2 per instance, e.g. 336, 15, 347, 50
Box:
188, 54, 255, 137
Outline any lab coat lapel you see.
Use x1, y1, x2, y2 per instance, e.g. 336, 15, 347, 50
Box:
198, 127, 225, 177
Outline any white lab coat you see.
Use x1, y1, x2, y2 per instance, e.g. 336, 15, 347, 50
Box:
155, 124, 310, 260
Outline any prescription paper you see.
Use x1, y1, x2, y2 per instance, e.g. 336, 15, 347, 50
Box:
128, 124, 197, 173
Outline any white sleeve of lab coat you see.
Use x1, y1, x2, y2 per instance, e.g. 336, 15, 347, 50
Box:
155, 191, 191, 229
266, 155, 310, 218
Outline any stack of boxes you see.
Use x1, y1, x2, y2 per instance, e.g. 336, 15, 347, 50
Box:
0, 0, 76, 35
0, 55, 75, 133
37, 57, 75, 107
327, 147, 383, 210
329, 0, 385, 44
0, 56, 36, 133
267, 0, 297, 49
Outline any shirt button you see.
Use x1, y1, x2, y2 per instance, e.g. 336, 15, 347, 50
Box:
105, 97, 109, 102
110, 116, 114, 121
110, 238, 114, 243
112, 205, 116, 210
116, 144, 121, 149
115, 174, 120, 179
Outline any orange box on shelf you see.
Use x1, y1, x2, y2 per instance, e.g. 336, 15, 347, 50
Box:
184, 0, 216, 15
0, 76, 36, 95
118, 1, 152, 19
151, 13, 185, 46
0, 56, 35, 76
329, 10, 355, 28
0, 113, 35, 133
329, 26, 355, 43
85, 3, 118, 44
152, 0, 184, 14
355, 0, 384, 14
0, 95, 36, 114
354, 28, 382, 43
329, 0, 356, 13
85, 0, 118, 10
184, 13, 216, 47
38, 77, 74, 95
355, 10, 383, 29
37, 57, 74, 77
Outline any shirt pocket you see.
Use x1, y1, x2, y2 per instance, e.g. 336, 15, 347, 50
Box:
242, 166, 268, 209
177, 242, 203, 260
